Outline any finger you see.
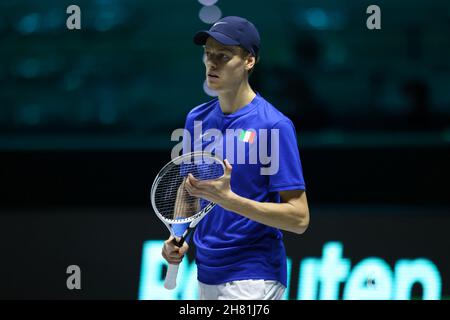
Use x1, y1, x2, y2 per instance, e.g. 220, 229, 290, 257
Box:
165, 254, 183, 264
168, 251, 183, 260
162, 237, 186, 264
165, 236, 179, 247
185, 180, 208, 197
189, 175, 216, 187
184, 178, 191, 189
171, 258, 183, 264
179, 242, 189, 255
162, 249, 181, 264
185, 177, 202, 191
188, 173, 199, 184
166, 235, 181, 245
184, 179, 195, 194
164, 244, 183, 259
188, 173, 218, 189
192, 179, 213, 188
184, 181, 198, 196
224, 159, 233, 175
167, 246, 187, 261
163, 244, 183, 258
189, 187, 212, 199
188, 175, 214, 190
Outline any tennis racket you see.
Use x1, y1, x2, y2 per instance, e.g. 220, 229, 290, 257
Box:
150, 151, 225, 290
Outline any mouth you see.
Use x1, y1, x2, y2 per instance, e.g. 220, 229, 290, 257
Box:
207, 72, 219, 79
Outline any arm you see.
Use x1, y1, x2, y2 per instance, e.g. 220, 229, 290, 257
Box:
223, 189, 309, 234
185, 160, 310, 234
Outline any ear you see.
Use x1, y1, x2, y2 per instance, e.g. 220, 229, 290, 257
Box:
245, 55, 256, 71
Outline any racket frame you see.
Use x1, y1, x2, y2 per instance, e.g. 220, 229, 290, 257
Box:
150, 151, 225, 289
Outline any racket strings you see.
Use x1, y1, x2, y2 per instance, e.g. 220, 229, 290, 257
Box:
153, 159, 224, 221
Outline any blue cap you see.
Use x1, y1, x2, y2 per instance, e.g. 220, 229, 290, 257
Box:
193, 16, 260, 58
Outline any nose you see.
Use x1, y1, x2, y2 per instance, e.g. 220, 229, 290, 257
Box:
204, 54, 218, 69
205, 58, 216, 70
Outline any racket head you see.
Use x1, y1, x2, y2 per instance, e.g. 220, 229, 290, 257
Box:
150, 151, 225, 225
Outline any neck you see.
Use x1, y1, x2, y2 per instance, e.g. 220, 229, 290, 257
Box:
217, 81, 256, 115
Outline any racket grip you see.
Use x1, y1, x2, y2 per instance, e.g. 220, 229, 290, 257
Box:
171, 237, 185, 246
164, 263, 180, 290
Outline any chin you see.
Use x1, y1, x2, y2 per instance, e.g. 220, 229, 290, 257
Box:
206, 82, 221, 90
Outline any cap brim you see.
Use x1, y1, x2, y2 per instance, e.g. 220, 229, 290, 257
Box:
193, 31, 240, 46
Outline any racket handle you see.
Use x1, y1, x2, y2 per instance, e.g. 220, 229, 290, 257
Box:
164, 263, 179, 290
171, 237, 185, 246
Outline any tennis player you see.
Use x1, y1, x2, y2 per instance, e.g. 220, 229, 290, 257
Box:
162, 16, 309, 300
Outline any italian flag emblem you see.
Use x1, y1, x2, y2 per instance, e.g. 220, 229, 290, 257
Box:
239, 130, 256, 144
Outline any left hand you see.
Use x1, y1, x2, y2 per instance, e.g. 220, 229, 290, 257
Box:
184, 159, 234, 207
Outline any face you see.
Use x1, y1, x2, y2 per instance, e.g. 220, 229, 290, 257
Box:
203, 37, 255, 92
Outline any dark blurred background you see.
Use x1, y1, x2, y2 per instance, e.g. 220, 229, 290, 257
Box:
0, 0, 449, 300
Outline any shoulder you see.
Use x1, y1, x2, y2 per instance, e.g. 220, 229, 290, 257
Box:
186, 98, 218, 123
256, 95, 296, 130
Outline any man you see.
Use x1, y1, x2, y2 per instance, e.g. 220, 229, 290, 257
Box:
162, 16, 309, 300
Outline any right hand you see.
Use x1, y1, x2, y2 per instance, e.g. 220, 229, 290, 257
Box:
161, 236, 189, 264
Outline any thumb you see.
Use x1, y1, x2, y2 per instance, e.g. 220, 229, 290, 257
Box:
224, 159, 233, 174
179, 242, 189, 255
